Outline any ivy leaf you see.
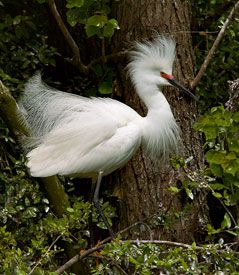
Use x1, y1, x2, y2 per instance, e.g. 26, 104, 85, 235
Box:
229, 139, 239, 153
224, 159, 239, 176
168, 186, 180, 193
87, 14, 107, 27
212, 191, 222, 199
221, 213, 231, 229
99, 81, 112, 94
185, 188, 194, 200
85, 25, 101, 38
103, 22, 115, 37
232, 112, 239, 122
210, 183, 227, 190
205, 150, 227, 164
66, 9, 81, 26
210, 164, 223, 177
108, 18, 119, 29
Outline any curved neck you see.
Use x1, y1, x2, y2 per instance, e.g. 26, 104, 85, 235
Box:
135, 83, 171, 113
134, 83, 180, 158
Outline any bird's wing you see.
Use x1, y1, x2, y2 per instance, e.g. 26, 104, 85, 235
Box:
21, 74, 142, 177
26, 118, 141, 177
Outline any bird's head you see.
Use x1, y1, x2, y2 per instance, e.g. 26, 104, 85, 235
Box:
128, 36, 196, 100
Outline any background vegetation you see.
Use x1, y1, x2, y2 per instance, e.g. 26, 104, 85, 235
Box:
0, 0, 239, 274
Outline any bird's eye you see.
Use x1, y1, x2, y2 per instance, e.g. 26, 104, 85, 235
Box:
160, 72, 174, 80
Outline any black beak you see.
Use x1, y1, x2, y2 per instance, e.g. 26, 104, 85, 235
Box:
167, 78, 197, 101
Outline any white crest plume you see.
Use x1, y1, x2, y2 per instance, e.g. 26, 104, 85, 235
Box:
127, 36, 176, 86
19, 35, 181, 178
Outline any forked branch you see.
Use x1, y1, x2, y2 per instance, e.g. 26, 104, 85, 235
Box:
55, 217, 238, 274
191, 1, 239, 89
47, 0, 127, 73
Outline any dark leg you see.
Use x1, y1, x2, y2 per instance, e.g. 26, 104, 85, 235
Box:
93, 171, 114, 237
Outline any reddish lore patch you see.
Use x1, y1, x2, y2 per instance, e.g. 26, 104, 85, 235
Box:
160, 71, 174, 80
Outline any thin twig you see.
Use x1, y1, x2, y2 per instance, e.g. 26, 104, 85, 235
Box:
191, 1, 239, 89
47, 0, 88, 73
55, 244, 105, 274
47, 0, 128, 73
122, 240, 239, 255
55, 213, 160, 274
122, 239, 202, 250
29, 234, 62, 274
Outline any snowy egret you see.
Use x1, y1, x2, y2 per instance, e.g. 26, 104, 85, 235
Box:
19, 36, 195, 235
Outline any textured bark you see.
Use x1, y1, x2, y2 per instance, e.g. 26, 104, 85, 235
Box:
110, 0, 206, 242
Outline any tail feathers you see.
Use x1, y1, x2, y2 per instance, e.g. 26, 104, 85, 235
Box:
26, 145, 64, 177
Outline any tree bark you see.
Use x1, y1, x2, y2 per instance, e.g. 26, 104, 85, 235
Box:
110, 0, 206, 242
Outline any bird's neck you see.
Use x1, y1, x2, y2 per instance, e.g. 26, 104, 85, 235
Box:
135, 83, 180, 158
135, 83, 171, 112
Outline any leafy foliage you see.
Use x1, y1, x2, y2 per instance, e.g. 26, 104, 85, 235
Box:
65, 0, 119, 38
193, 1, 239, 111
0, 161, 115, 273
0, 12, 57, 95
194, 106, 239, 237
1, 0, 239, 274
93, 239, 239, 274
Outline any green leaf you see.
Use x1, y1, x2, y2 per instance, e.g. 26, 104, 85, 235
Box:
87, 14, 107, 27
205, 150, 227, 164
108, 18, 119, 29
168, 186, 180, 193
229, 139, 239, 153
185, 188, 194, 200
232, 112, 239, 122
99, 81, 112, 94
221, 213, 231, 229
85, 25, 101, 38
191, 241, 197, 250
66, 207, 74, 213
66, 0, 84, 9
66, 9, 81, 26
224, 159, 239, 176
210, 183, 227, 190
210, 164, 223, 177
103, 22, 115, 37
212, 191, 222, 199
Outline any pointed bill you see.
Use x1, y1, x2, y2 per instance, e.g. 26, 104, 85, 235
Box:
160, 72, 197, 101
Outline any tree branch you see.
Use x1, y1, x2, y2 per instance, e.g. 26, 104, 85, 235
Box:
55, 217, 155, 274
47, 0, 127, 73
29, 234, 63, 275
0, 80, 87, 271
47, 0, 88, 74
55, 219, 239, 274
0, 81, 29, 139
0, 81, 70, 216
191, 1, 239, 90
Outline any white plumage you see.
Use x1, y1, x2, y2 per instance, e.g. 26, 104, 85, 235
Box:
19, 36, 185, 178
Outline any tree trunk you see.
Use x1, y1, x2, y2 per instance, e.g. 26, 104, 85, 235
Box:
110, 0, 206, 242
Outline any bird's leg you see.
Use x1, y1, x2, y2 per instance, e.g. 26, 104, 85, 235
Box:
93, 171, 114, 237
89, 178, 97, 246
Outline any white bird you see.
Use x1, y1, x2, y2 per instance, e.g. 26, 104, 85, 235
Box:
19, 36, 195, 235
